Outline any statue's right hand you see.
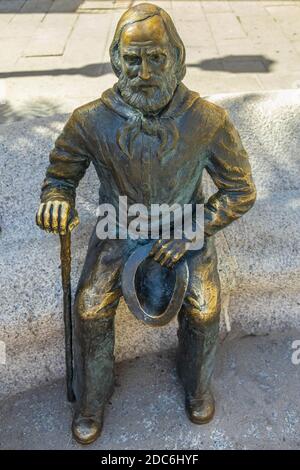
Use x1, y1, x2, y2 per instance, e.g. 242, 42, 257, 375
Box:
36, 200, 79, 235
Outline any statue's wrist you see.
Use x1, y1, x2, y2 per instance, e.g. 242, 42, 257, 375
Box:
40, 193, 75, 208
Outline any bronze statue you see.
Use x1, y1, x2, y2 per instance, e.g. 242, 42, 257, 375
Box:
36, 4, 256, 445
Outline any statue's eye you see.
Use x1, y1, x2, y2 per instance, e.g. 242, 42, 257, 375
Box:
150, 53, 165, 64
124, 54, 141, 66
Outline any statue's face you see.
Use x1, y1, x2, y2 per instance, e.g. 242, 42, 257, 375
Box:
118, 16, 178, 114
120, 16, 173, 89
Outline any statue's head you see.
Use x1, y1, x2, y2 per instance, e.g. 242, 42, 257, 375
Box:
110, 3, 186, 114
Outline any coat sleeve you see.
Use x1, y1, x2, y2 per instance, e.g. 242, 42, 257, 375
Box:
204, 112, 256, 237
40, 109, 91, 207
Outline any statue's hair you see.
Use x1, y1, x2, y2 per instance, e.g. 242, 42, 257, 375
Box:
109, 3, 186, 82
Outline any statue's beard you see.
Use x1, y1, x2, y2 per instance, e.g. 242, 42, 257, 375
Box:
118, 72, 177, 115
116, 72, 179, 160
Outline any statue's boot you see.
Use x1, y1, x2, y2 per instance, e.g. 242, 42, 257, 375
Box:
72, 412, 103, 445
72, 378, 115, 445
185, 388, 215, 424
177, 304, 220, 425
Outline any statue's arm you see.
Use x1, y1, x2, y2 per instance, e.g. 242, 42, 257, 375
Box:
36, 109, 91, 234
204, 112, 257, 237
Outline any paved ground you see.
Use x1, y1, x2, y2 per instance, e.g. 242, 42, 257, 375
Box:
0, 0, 300, 123
1, 333, 300, 450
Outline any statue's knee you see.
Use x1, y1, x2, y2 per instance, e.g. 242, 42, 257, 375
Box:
75, 288, 120, 321
183, 295, 220, 329
189, 308, 219, 330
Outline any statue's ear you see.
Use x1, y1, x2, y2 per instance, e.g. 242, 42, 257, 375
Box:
110, 41, 122, 78
174, 43, 186, 82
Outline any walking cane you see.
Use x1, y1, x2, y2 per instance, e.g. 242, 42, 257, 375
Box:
60, 230, 76, 402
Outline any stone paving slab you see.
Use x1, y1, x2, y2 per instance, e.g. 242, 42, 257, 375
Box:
207, 12, 246, 41
0, 333, 299, 450
266, 5, 300, 42
62, 12, 112, 64
23, 13, 78, 57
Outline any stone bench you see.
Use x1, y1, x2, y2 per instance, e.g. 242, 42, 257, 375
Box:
1, 90, 300, 400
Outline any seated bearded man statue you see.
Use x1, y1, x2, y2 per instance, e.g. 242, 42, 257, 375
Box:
36, 3, 256, 445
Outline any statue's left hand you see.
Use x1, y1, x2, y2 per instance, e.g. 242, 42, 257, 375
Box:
150, 239, 189, 269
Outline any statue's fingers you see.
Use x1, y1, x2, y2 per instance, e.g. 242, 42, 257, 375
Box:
51, 201, 60, 233
153, 245, 167, 262
164, 249, 182, 269
159, 250, 173, 266
68, 213, 80, 232
58, 202, 70, 235
36, 203, 45, 228
43, 203, 52, 231
173, 250, 183, 262
149, 239, 163, 256
165, 258, 175, 269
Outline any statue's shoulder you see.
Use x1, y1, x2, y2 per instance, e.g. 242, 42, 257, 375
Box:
189, 95, 226, 132
71, 97, 110, 125
64, 91, 124, 142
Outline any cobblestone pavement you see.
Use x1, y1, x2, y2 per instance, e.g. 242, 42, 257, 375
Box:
0, 0, 300, 123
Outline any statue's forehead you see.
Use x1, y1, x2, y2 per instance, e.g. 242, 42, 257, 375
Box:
121, 15, 168, 47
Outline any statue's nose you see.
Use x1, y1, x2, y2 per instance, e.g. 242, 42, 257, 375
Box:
138, 58, 151, 80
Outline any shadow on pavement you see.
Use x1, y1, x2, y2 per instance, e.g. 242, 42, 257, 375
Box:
0, 62, 113, 79
188, 55, 276, 73
0, 0, 129, 14
0, 99, 61, 125
0, 0, 83, 14
0, 55, 275, 81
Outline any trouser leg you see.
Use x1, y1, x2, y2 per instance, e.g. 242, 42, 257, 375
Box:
71, 235, 126, 419
177, 305, 220, 399
73, 299, 118, 419
177, 237, 221, 400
